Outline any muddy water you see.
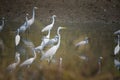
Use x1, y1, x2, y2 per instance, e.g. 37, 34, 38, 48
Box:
0, 21, 120, 80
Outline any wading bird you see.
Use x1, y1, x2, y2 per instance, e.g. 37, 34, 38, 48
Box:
19, 13, 29, 33
26, 7, 38, 29
7, 52, 20, 72
15, 29, 20, 46
0, 17, 5, 32
20, 48, 36, 67
40, 27, 66, 62
114, 35, 120, 55
41, 15, 56, 32
75, 37, 89, 47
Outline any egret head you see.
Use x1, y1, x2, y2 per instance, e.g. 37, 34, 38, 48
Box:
26, 13, 29, 16
52, 15, 56, 18
34, 6, 38, 9
99, 56, 103, 60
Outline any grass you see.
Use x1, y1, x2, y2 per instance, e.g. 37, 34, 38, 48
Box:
0, 21, 120, 80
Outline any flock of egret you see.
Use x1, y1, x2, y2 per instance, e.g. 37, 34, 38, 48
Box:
0, 6, 119, 72
5, 7, 66, 72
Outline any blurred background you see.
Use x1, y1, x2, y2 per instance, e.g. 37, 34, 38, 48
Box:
0, 0, 120, 80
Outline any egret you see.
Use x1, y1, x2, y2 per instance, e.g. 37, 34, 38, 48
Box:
40, 27, 66, 62
41, 15, 56, 32
20, 48, 37, 67
0, 17, 5, 32
15, 29, 20, 46
7, 52, 20, 72
114, 59, 120, 70
114, 30, 120, 35
75, 37, 88, 47
19, 13, 29, 33
26, 7, 38, 29
114, 35, 120, 55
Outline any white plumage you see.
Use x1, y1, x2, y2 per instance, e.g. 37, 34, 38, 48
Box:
15, 29, 20, 46
114, 30, 120, 34
40, 27, 66, 62
41, 15, 56, 32
114, 35, 120, 55
75, 37, 88, 47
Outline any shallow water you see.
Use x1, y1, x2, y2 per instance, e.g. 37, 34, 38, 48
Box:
0, 20, 120, 80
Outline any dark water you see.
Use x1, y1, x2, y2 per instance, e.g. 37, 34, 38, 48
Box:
0, 20, 120, 80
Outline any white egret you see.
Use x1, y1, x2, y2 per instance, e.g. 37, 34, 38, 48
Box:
19, 13, 29, 33
7, 52, 20, 72
41, 15, 56, 32
15, 29, 20, 46
20, 48, 36, 67
114, 30, 120, 35
26, 7, 38, 29
114, 35, 120, 55
75, 37, 88, 47
40, 27, 66, 62
114, 59, 120, 70
0, 17, 5, 31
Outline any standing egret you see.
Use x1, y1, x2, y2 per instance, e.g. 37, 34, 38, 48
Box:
20, 48, 37, 67
75, 37, 89, 47
41, 15, 56, 32
7, 52, 20, 72
15, 29, 20, 46
19, 13, 29, 33
114, 35, 120, 55
114, 59, 120, 70
26, 7, 38, 29
40, 27, 66, 62
0, 17, 5, 32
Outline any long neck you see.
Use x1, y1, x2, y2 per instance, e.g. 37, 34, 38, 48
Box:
33, 50, 36, 59
51, 16, 55, 25
25, 16, 28, 25
46, 29, 51, 38
32, 8, 35, 20
16, 56, 20, 65
57, 29, 61, 47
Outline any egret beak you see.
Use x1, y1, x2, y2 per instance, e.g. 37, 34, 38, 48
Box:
61, 27, 67, 29
34, 7, 38, 9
